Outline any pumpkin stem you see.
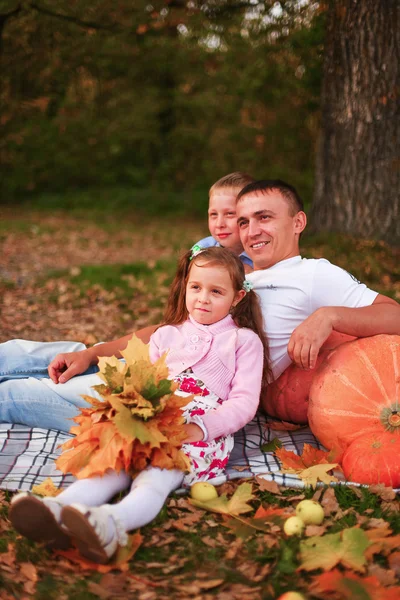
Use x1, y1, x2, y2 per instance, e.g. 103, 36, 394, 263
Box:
380, 407, 400, 432
388, 412, 400, 428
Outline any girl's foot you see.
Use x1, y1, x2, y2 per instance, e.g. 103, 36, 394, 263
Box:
9, 492, 71, 549
61, 503, 128, 564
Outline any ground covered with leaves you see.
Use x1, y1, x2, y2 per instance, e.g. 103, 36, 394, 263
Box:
1, 208, 400, 599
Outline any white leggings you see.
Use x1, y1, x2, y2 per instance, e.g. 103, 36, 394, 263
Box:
57, 468, 184, 532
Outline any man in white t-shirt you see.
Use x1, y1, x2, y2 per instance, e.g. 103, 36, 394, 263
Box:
236, 179, 400, 380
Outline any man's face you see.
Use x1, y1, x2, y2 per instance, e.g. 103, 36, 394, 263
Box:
208, 189, 243, 255
237, 191, 306, 270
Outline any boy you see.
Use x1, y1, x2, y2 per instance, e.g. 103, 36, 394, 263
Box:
195, 172, 254, 272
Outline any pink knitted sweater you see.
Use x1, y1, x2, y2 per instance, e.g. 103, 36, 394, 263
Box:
149, 315, 264, 441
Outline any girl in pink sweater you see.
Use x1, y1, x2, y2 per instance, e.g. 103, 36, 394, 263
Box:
10, 247, 270, 563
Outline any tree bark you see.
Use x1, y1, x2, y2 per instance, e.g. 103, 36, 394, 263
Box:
310, 0, 400, 245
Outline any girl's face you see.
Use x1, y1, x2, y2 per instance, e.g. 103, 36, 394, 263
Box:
208, 189, 243, 255
185, 261, 245, 325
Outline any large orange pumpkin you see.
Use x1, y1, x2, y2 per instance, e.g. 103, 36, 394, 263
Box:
261, 332, 356, 424
308, 334, 400, 453
342, 431, 400, 488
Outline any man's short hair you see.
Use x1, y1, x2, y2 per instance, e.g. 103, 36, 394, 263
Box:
237, 179, 304, 215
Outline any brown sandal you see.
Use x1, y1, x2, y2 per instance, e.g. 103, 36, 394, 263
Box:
9, 492, 71, 550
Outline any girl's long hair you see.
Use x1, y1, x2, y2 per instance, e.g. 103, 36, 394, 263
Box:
162, 247, 272, 395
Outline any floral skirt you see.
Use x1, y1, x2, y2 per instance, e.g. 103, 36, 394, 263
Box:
174, 370, 234, 488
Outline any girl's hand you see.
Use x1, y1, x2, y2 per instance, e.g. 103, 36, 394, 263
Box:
182, 423, 204, 443
48, 349, 96, 384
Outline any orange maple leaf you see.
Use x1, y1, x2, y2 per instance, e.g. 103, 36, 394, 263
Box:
309, 569, 400, 600
55, 532, 143, 572
275, 443, 332, 469
274, 443, 342, 487
254, 505, 291, 520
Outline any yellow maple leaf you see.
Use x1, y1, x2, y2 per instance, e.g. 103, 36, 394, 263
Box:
298, 463, 340, 487
97, 355, 127, 391
189, 482, 255, 516
120, 335, 151, 364
31, 477, 61, 497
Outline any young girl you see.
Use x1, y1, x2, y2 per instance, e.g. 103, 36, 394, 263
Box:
10, 247, 270, 564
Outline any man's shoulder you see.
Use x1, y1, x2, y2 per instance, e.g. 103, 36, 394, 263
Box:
247, 256, 327, 280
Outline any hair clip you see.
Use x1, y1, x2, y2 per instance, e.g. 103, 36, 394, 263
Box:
242, 280, 253, 292
190, 244, 204, 260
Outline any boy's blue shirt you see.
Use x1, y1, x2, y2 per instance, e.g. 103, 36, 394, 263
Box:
194, 235, 253, 268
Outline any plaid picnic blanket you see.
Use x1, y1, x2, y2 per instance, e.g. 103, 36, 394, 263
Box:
0, 413, 328, 492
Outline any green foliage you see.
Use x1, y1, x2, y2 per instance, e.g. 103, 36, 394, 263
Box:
0, 1, 324, 205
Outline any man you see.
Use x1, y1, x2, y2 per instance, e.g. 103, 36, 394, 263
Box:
236, 179, 400, 380
1, 180, 399, 432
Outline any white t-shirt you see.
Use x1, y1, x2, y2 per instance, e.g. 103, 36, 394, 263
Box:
246, 256, 379, 380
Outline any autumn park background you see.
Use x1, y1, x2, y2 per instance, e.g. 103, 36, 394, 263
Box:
0, 1, 400, 599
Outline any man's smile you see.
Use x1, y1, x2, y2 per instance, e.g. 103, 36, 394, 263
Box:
251, 241, 270, 249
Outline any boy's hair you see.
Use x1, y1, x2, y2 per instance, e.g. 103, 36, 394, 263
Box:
162, 246, 271, 393
209, 172, 255, 197
237, 179, 304, 215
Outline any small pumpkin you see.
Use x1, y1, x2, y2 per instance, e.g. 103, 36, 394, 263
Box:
342, 431, 400, 488
261, 332, 355, 424
308, 334, 400, 453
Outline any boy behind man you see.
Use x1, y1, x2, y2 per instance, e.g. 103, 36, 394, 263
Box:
195, 172, 254, 272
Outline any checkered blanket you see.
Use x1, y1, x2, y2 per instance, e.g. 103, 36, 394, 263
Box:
0, 413, 331, 492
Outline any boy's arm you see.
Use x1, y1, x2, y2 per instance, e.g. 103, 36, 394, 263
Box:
288, 295, 400, 370
48, 324, 158, 383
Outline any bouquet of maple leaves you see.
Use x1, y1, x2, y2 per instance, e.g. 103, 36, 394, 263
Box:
56, 336, 192, 479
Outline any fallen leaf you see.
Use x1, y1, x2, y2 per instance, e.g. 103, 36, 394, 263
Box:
299, 527, 370, 572
319, 486, 340, 515
255, 477, 281, 494
388, 551, 400, 577
365, 528, 400, 559
55, 532, 142, 572
224, 538, 243, 560
20, 562, 38, 595
31, 478, 61, 497
298, 463, 340, 487
367, 563, 398, 586
309, 569, 400, 600
369, 485, 396, 501
274, 444, 341, 487
260, 438, 282, 453
304, 524, 327, 537
189, 482, 254, 516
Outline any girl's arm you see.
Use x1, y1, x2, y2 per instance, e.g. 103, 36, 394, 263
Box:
199, 330, 264, 441
48, 324, 158, 384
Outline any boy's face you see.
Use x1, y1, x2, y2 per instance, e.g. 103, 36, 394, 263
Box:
208, 189, 243, 255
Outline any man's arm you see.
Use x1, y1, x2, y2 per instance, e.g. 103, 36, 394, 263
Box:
288, 294, 400, 370
48, 324, 158, 383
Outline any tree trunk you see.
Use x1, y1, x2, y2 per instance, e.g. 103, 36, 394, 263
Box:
311, 0, 400, 245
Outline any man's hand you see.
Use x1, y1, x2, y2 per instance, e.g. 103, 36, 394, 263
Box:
288, 307, 334, 370
48, 349, 95, 384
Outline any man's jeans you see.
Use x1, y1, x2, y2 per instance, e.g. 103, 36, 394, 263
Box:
0, 339, 102, 432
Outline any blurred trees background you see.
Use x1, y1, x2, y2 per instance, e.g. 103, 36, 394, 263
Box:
0, 1, 323, 199
0, 0, 398, 244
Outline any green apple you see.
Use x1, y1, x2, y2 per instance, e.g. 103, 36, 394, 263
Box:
190, 482, 218, 501
283, 515, 305, 536
295, 499, 324, 525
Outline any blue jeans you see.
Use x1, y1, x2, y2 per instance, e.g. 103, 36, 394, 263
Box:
0, 339, 102, 432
